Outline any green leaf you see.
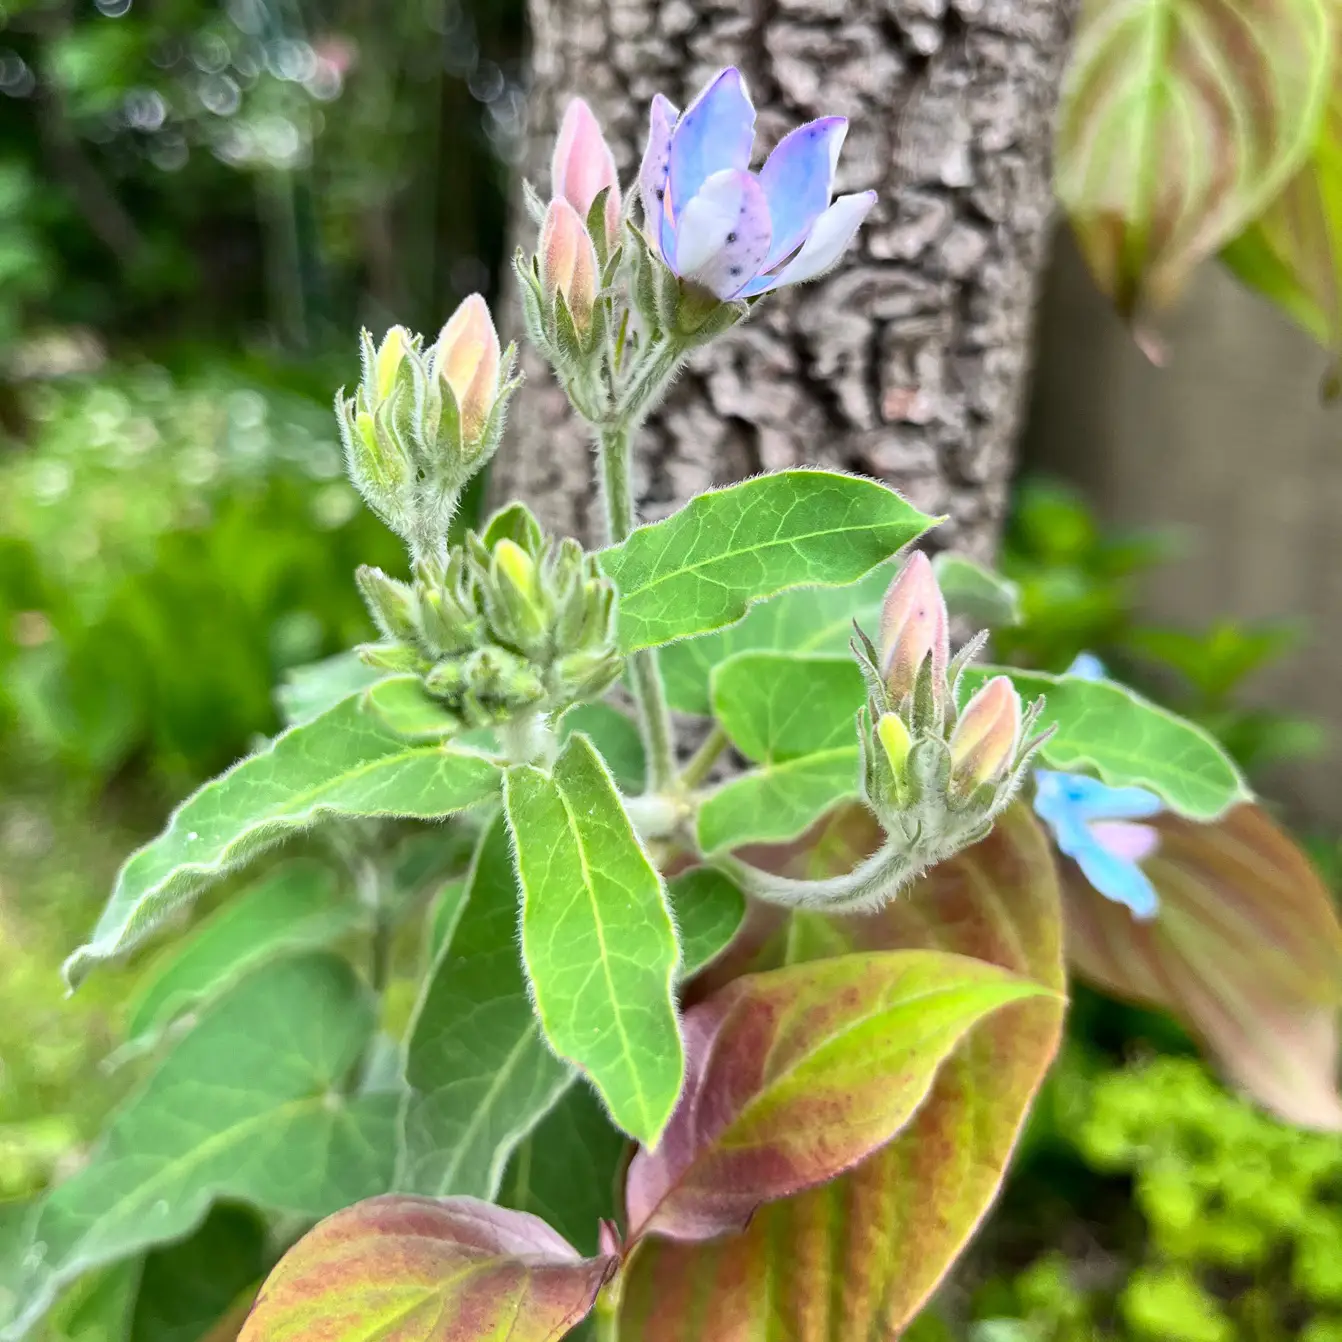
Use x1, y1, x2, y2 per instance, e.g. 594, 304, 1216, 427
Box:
1055, 0, 1330, 316
66, 694, 502, 985
237, 1196, 614, 1342
1066, 803, 1342, 1128
932, 552, 1021, 628
624, 947, 1053, 1241
124, 861, 361, 1045
504, 734, 684, 1145
6, 954, 397, 1341
659, 564, 891, 716
275, 652, 385, 728
696, 652, 864, 853
500, 1084, 626, 1256
360, 676, 461, 741
618, 806, 1067, 1340
600, 471, 935, 653
960, 665, 1249, 820
129, 1206, 266, 1342
666, 869, 747, 978
401, 815, 572, 1201
426, 878, 468, 963
558, 702, 646, 794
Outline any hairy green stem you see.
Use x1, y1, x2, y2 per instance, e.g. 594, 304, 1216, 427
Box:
680, 724, 729, 790
713, 839, 922, 914
598, 418, 678, 794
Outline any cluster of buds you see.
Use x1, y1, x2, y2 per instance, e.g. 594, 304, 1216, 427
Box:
336, 297, 518, 556
355, 503, 621, 730
854, 552, 1051, 864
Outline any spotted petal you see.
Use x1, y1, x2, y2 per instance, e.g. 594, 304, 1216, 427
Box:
672, 168, 772, 299
743, 189, 876, 295
640, 93, 679, 260
758, 116, 846, 269
667, 68, 756, 220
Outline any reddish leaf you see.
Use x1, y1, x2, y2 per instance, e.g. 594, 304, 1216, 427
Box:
625, 948, 1049, 1242
238, 1195, 615, 1342
618, 806, 1066, 1338
1064, 802, 1342, 1129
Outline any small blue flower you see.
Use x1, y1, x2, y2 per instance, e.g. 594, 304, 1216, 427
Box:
1031, 653, 1165, 919
638, 68, 877, 301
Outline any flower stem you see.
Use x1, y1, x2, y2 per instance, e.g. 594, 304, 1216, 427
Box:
680, 724, 728, 790
598, 418, 678, 794
713, 840, 919, 914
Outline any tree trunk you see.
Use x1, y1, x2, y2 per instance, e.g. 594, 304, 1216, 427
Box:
492, 0, 1076, 562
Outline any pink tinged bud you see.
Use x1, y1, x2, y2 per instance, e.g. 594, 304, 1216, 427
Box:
879, 551, 949, 702
949, 676, 1021, 789
539, 197, 599, 329
551, 97, 621, 246
433, 294, 501, 437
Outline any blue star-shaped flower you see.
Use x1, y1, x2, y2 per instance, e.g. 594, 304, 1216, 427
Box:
1031, 654, 1164, 919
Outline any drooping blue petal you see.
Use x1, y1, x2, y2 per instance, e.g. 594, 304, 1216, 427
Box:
757, 116, 846, 269
666, 68, 756, 219
672, 168, 772, 298
1068, 830, 1161, 919
1033, 769, 1163, 824
1066, 652, 1107, 681
742, 190, 876, 295
639, 93, 679, 261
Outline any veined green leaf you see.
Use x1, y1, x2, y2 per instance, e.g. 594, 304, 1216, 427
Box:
360, 676, 461, 741
400, 815, 573, 1201
275, 651, 385, 727
66, 694, 502, 985
659, 564, 891, 716
696, 652, 864, 853
667, 869, 747, 977
1056, 0, 1331, 316
124, 861, 361, 1045
600, 472, 934, 653
238, 1196, 614, 1342
932, 552, 1021, 628
505, 735, 684, 1146
6, 954, 396, 1342
558, 702, 646, 794
961, 665, 1249, 820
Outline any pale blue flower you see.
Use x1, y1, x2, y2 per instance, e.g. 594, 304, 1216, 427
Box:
1032, 653, 1164, 919
638, 68, 876, 301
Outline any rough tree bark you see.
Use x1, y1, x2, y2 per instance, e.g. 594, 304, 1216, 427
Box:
492, 0, 1077, 563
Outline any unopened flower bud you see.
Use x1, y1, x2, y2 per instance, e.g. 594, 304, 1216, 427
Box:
879, 552, 949, 705
540, 197, 599, 331
551, 98, 621, 249
492, 538, 537, 600
430, 294, 502, 439
877, 712, 912, 776
949, 676, 1021, 793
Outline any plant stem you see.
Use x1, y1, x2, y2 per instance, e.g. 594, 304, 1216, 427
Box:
598, 419, 678, 794
680, 724, 728, 790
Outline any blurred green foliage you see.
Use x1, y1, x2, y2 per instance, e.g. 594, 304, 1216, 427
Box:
999, 477, 1325, 777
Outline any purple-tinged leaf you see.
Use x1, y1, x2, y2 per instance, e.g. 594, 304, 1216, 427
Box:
617, 806, 1067, 1339
1064, 803, 1342, 1129
238, 1195, 615, 1342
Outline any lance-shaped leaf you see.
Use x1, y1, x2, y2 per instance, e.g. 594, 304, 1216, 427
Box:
505, 734, 684, 1145
66, 695, 502, 985
1064, 802, 1342, 1129
5, 953, 397, 1341
1223, 91, 1342, 392
1055, 0, 1331, 318
238, 1196, 615, 1342
618, 806, 1067, 1340
659, 564, 892, 716
124, 860, 362, 1045
960, 665, 1248, 820
600, 472, 935, 653
697, 652, 864, 853
624, 946, 1052, 1241
401, 815, 573, 1201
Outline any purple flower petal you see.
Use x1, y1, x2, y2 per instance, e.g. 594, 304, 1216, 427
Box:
1034, 770, 1163, 824
672, 168, 772, 299
639, 93, 679, 260
743, 190, 876, 295
667, 68, 755, 220
1071, 832, 1161, 920
1089, 820, 1162, 864
757, 116, 846, 270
